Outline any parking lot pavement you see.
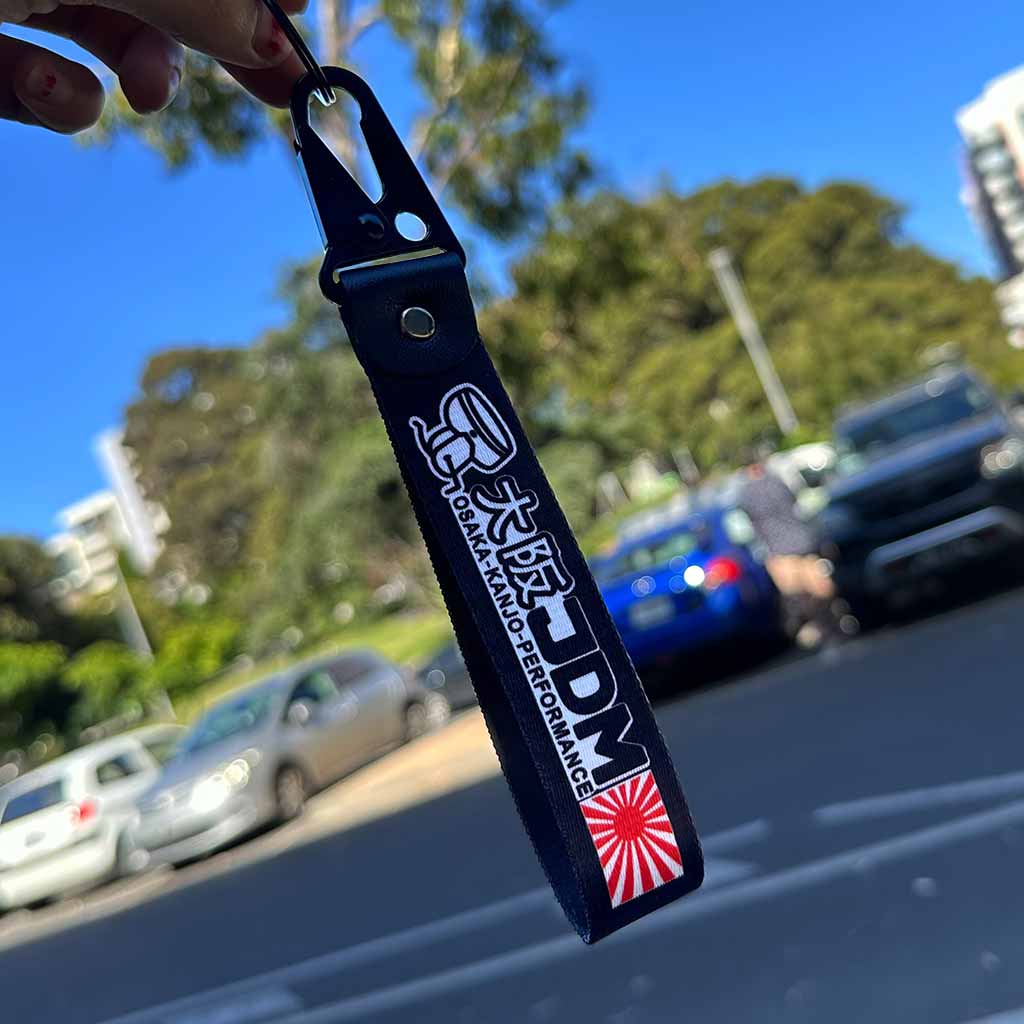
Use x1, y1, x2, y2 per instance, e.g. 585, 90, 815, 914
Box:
0, 710, 501, 953
9, 585, 1024, 1023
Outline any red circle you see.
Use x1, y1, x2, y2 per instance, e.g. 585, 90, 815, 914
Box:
613, 802, 646, 843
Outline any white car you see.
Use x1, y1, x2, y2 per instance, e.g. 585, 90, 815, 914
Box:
0, 724, 182, 911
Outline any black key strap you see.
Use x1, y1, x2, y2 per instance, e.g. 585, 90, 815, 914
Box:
291, 68, 703, 943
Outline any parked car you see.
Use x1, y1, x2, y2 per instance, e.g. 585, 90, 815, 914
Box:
593, 506, 780, 673
416, 642, 477, 711
766, 442, 836, 517
126, 650, 449, 870
0, 724, 182, 911
819, 366, 1024, 618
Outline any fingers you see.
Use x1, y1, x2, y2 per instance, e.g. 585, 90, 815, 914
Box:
220, 48, 305, 108
25, 0, 308, 114
0, 33, 103, 132
117, 21, 183, 112
25, 7, 183, 114
99, 0, 304, 70
1, 0, 311, 136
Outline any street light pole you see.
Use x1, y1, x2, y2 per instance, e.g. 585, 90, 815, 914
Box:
114, 566, 152, 659
708, 247, 800, 436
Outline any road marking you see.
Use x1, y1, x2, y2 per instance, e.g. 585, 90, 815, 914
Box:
100, 821, 766, 1024
701, 857, 758, 887
814, 770, 1024, 826
698, 817, 770, 852
267, 797, 1024, 1023
167, 989, 302, 1024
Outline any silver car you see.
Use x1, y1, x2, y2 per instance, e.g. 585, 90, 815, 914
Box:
127, 649, 449, 868
0, 725, 182, 911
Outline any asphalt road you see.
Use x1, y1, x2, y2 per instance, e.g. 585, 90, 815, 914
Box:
7, 586, 1024, 1024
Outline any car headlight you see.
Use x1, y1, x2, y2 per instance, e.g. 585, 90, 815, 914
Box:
818, 502, 857, 540
980, 437, 1024, 478
189, 758, 252, 813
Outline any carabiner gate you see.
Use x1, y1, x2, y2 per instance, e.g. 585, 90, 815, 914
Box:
257, 0, 335, 106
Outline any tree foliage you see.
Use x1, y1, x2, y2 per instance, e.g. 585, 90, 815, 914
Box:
86, 0, 588, 238
482, 179, 1010, 470
119, 178, 1010, 661
0, 538, 132, 750
148, 619, 243, 700
62, 642, 152, 728
0, 537, 70, 645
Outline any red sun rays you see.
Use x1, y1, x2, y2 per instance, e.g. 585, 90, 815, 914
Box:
581, 771, 684, 908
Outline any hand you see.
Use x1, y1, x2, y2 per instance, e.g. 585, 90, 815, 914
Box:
0, 0, 308, 134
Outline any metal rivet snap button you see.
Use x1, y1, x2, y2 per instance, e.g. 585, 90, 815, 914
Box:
401, 307, 436, 340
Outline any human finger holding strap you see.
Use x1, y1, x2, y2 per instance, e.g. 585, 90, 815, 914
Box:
0, 0, 306, 133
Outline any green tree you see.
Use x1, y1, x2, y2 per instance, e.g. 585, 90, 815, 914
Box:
88, 0, 588, 238
110, 1, 590, 655
536, 438, 602, 532
123, 177, 1012, 658
0, 537, 70, 644
149, 619, 243, 700
482, 180, 1010, 470
122, 348, 266, 606
0, 642, 71, 750
62, 642, 152, 729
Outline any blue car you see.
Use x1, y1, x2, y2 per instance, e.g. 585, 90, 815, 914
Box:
593, 507, 780, 672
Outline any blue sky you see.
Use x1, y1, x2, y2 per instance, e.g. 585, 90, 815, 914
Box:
2, 0, 1020, 538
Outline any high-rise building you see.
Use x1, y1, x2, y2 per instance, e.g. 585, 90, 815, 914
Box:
46, 430, 169, 608
46, 492, 130, 605
957, 66, 1024, 346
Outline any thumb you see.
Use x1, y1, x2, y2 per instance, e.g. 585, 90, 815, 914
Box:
100, 0, 293, 68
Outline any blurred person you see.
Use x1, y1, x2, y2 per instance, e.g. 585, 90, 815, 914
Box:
737, 460, 851, 649
0, 0, 306, 134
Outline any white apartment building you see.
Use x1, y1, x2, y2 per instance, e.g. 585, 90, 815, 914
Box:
957, 66, 1024, 344
47, 431, 170, 606
46, 492, 130, 604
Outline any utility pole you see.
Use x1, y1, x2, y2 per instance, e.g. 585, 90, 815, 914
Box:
708, 247, 800, 436
114, 567, 152, 659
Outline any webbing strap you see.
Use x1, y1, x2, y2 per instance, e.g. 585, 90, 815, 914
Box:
335, 252, 703, 943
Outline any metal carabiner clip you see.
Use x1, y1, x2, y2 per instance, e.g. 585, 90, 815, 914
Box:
257, 0, 335, 107
288, 68, 465, 302
255, 1, 463, 297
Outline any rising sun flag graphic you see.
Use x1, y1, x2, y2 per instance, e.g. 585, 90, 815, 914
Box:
582, 770, 686, 907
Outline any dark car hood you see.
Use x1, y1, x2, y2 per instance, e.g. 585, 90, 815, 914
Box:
828, 414, 1009, 503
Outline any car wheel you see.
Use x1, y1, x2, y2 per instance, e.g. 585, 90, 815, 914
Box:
275, 765, 307, 822
404, 701, 430, 741
424, 692, 451, 730
114, 832, 136, 879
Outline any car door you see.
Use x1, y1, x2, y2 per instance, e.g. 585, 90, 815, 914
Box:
284, 669, 357, 782
328, 653, 407, 760
91, 747, 158, 831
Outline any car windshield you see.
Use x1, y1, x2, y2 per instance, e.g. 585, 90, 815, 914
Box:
593, 526, 704, 585
835, 379, 994, 473
1, 779, 67, 825
181, 691, 277, 754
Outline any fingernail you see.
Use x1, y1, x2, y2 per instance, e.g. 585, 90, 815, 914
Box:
25, 64, 69, 105
253, 5, 291, 62
168, 64, 182, 98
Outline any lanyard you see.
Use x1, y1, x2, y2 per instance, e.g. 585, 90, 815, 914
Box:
289, 66, 703, 944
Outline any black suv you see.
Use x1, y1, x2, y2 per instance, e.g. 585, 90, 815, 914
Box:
820, 367, 1024, 616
